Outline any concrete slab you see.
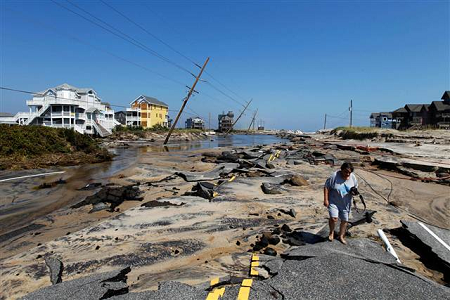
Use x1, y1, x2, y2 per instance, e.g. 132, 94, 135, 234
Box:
261, 254, 450, 299
282, 238, 398, 265
111, 281, 208, 300
401, 221, 450, 267
21, 267, 130, 300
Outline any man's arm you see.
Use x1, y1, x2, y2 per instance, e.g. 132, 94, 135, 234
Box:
323, 187, 329, 207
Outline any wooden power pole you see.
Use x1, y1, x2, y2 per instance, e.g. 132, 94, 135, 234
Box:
323, 113, 327, 130
349, 100, 353, 128
247, 109, 258, 134
164, 57, 209, 144
225, 99, 252, 137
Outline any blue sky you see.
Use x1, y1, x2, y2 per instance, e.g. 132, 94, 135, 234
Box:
0, 0, 448, 131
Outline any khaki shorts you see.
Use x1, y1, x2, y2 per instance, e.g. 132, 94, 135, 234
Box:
328, 203, 350, 221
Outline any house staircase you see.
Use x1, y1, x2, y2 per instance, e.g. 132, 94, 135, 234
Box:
25, 103, 50, 125
92, 121, 112, 137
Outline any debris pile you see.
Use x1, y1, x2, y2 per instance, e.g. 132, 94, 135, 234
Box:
71, 184, 143, 212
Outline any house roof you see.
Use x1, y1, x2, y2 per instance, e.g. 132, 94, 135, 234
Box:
431, 101, 450, 112
405, 104, 428, 112
393, 107, 408, 113
131, 95, 168, 108
38, 83, 97, 96
86, 107, 99, 113
441, 91, 450, 101
369, 113, 380, 118
0, 112, 13, 117
380, 112, 392, 118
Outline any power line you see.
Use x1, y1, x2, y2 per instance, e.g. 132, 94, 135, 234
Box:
96, 1, 249, 111
53, 0, 195, 77
0, 86, 129, 108
100, 0, 199, 68
139, 2, 250, 106
4, 6, 187, 88
63, 0, 251, 114
203, 71, 248, 102
0, 86, 211, 122
205, 81, 247, 108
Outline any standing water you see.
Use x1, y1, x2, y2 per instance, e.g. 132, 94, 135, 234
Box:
0, 134, 288, 232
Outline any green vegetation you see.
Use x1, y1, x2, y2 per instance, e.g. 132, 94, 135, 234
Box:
0, 125, 100, 156
334, 126, 379, 133
0, 125, 111, 169
332, 126, 380, 140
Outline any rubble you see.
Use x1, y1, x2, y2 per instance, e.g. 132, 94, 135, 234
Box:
261, 182, 284, 194
71, 185, 143, 211
285, 174, 309, 186
44, 256, 64, 285
3, 131, 450, 299
175, 163, 239, 182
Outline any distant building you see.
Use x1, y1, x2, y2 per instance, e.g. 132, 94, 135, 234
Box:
114, 111, 126, 125
429, 91, 450, 129
0, 112, 16, 125
370, 90, 450, 129
392, 107, 408, 129
185, 117, 205, 130
0, 83, 116, 136
404, 104, 429, 127
126, 95, 169, 128
379, 112, 395, 129
369, 113, 380, 127
218, 111, 234, 132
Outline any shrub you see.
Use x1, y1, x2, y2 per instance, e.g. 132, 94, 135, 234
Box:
0, 125, 102, 157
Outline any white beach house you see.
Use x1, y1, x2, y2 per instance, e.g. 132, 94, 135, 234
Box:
4, 83, 117, 136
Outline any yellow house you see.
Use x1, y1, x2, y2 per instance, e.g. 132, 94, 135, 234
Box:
126, 95, 169, 128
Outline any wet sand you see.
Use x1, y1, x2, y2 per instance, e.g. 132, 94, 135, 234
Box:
0, 135, 449, 299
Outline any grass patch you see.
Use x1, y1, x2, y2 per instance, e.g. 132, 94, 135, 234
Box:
332, 126, 380, 140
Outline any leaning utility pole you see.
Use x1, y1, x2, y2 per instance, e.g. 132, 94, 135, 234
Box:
208, 112, 211, 131
225, 99, 252, 137
349, 100, 353, 128
164, 57, 209, 144
247, 109, 258, 134
323, 113, 327, 130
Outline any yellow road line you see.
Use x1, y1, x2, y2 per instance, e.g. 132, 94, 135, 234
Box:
206, 288, 225, 300
237, 279, 254, 300
206, 277, 225, 300
250, 268, 259, 276
242, 279, 253, 287
237, 286, 251, 300
228, 175, 236, 182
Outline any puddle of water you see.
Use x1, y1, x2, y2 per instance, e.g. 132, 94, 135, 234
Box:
0, 134, 288, 233
140, 134, 288, 153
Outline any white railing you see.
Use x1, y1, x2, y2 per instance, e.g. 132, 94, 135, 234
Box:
74, 124, 84, 134
25, 103, 50, 125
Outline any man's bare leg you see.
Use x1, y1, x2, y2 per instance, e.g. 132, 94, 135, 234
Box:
329, 217, 338, 241
339, 221, 348, 244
